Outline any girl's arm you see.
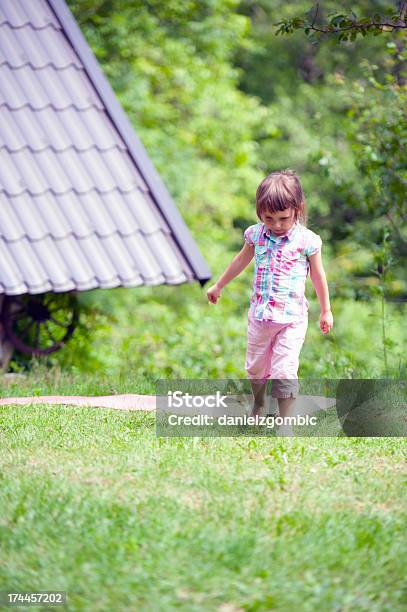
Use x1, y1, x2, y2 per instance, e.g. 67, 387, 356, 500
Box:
308, 251, 334, 333
207, 243, 254, 304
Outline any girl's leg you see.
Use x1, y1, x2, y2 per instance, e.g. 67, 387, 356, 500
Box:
250, 380, 268, 416
268, 316, 309, 434
245, 317, 277, 416
277, 396, 296, 418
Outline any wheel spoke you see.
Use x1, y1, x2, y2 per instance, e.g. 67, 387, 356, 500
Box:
49, 315, 69, 329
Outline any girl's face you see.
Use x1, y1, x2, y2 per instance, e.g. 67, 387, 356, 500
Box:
260, 208, 296, 236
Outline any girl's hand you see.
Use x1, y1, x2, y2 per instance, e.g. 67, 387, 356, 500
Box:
320, 309, 333, 334
207, 283, 222, 304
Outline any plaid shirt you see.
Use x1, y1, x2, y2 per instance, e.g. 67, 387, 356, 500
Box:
244, 221, 322, 322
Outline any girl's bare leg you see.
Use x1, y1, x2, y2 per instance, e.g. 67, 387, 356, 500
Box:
249, 380, 268, 416
276, 396, 296, 436
277, 396, 296, 418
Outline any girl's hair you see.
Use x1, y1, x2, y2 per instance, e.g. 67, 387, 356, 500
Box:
256, 169, 308, 226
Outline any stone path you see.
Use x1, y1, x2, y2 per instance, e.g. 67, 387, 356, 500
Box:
0, 394, 336, 414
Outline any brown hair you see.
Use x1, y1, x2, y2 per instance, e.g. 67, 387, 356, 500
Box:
255, 169, 308, 226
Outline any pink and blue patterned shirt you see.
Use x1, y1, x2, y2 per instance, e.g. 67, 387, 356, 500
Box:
244, 220, 322, 323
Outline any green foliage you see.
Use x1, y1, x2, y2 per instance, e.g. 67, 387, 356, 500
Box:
344, 54, 406, 226
310, 48, 407, 307
68, 0, 268, 215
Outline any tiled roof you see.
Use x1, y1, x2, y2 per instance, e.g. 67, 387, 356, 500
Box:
0, 0, 211, 294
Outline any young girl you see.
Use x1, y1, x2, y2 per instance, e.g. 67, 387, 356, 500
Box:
206, 169, 333, 435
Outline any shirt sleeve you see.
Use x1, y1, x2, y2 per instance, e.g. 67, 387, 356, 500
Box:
244, 225, 255, 246
304, 232, 322, 257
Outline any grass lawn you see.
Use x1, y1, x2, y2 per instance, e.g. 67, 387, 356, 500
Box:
0, 403, 406, 611
0, 363, 157, 398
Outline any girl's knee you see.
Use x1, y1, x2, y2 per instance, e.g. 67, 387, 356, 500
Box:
245, 365, 268, 381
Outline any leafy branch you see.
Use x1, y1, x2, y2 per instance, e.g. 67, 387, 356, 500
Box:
275, 2, 407, 42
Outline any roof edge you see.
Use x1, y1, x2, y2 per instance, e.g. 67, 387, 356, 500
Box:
48, 0, 211, 283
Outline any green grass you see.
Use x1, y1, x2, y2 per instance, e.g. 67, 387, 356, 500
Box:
0, 361, 157, 397
1, 404, 406, 611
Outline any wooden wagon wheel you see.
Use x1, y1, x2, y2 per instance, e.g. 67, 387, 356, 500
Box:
1, 292, 79, 356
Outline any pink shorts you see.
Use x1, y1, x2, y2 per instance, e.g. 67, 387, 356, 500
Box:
245, 313, 308, 398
